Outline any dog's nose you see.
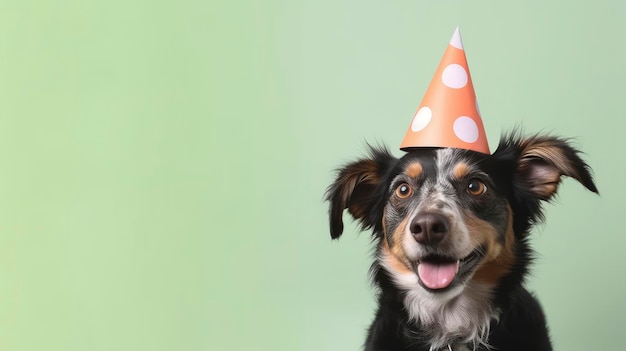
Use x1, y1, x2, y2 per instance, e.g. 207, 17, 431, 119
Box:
410, 213, 449, 245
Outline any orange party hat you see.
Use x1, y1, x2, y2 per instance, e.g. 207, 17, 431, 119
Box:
400, 27, 490, 154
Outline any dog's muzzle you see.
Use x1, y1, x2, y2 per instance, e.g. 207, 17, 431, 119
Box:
409, 211, 483, 291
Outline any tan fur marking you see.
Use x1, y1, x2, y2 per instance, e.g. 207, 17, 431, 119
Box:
472, 205, 516, 286
452, 162, 471, 180
381, 215, 412, 274
381, 240, 412, 275
390, 217, 410, 258
405, 162, 423, 179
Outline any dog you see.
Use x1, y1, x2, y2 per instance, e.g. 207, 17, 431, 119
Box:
325, 133, 597, 351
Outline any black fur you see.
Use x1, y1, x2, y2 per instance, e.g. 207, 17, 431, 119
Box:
325, 133, 597, 350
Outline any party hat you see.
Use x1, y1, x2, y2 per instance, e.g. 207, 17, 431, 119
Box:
400, 27, 490, 154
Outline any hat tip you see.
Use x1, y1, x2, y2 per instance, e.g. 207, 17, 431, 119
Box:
450, 26, 463, 50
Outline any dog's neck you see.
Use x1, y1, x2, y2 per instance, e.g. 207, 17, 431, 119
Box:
379, 252, 499, 350
402, 279, 497, 350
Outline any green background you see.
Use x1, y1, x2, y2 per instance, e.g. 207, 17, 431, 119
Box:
0, 1, 622, 350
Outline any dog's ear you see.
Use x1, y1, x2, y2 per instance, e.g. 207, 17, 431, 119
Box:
325, 146, 397, 239
512, 135, 598, 200
492, 133, 598, 228
493, 134, 598, 215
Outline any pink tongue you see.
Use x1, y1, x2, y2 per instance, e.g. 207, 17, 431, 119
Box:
418, 261, 459, 289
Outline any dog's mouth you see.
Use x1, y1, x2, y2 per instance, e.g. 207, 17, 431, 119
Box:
415, 248, 483, 291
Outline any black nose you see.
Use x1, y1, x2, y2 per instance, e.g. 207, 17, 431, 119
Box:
410, 213, 449, 245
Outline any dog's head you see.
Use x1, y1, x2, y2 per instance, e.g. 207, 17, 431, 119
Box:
326, 133, 597, 298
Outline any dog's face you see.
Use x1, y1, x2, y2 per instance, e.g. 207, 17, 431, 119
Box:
327, 134, 597, 302
380, 148, 513, 296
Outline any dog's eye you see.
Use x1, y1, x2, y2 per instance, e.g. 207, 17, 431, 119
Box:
395, 183, 413, 198
467, 179, 487, 196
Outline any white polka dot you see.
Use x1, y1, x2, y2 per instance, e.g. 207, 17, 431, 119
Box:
411, 107, 432, 132
441, 64, 468, 89
453, 116, 479, 143
449, 27, 464, 50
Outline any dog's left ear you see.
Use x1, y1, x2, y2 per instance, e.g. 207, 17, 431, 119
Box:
496, 134, 598, 200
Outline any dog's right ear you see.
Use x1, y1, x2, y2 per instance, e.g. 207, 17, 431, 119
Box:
325, 146, 397, 239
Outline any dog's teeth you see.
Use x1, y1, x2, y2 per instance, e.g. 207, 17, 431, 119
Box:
455, 260, 460, 274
